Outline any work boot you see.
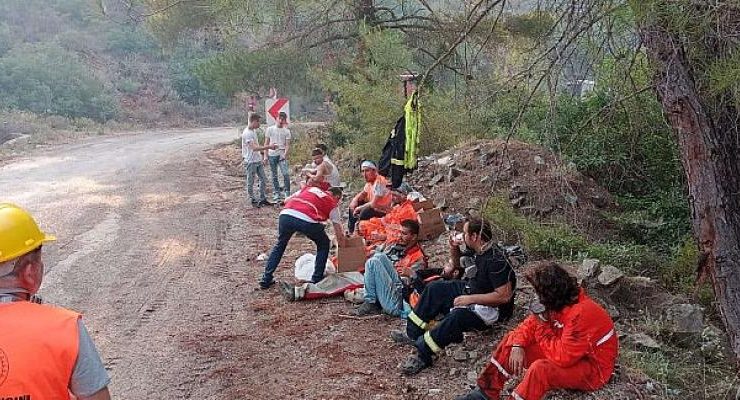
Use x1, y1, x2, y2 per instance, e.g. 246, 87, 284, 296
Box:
256, 280, 274, 290
400, 354, 430, 375
354, 301, 381, 316
258, 199, 273, 207
454, 387, 489, 400
390, 329, 415, 347
279, 282, 296, 302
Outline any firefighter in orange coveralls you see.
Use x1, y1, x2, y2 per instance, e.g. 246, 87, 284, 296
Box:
0, 203, 111, 400
357, 183, 418, 247
456, 262, 618, 400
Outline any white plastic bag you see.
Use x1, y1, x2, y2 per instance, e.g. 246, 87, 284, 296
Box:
294, 253, 336, 281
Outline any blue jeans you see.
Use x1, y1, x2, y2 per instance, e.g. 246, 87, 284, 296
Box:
245, 161, 267, 202
261, 214, 331, 287
268, 155, 290, 198
364, 252, 404, 316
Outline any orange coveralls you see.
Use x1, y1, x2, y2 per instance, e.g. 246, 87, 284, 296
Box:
358, 200, 418, 247
477, 289, 618, 400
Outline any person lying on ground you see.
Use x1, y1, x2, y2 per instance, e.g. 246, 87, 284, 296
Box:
357, 182, 417, 248
347, 160, 392, 234
280, 219, 427, 307
456, 261, 618, 400
259, 186, 345, 289
390, 217, 516, 375
353, 219, 427, 317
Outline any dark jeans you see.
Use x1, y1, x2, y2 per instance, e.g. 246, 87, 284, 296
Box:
407, 280, 488, 364
347, 202, 386, 233
260, 214, 331, 287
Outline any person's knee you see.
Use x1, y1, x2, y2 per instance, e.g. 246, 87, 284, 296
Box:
525, 359, 553, 381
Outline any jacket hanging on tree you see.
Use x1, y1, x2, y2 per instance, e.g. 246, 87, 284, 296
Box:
379, 91, 421, 188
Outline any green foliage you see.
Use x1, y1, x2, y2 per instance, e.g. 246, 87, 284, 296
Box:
0, 43, 117, 121
168, 45, 228, 106
106, 27, 157, 55
195, 48, 317, 98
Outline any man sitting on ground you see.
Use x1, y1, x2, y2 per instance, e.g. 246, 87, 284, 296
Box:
357, 183, 418, 248
456, 262, 618, 400
259, 186, 344, 289
391, 217, 516, 375
280, 220, 427, 308
348, 160, 392, 234
354, 219, 427, 317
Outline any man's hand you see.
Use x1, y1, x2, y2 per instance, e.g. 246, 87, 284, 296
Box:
352, 206, 363, 217
269, 144, 278, 150
509, 346, 526, 376
453, 295, 474, 308
442, 261, 456, 277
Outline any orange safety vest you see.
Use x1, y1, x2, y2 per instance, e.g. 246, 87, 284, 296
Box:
0, 301, 80, 400
358, 200, 419, 247
362, 175, 392, 211
394, 243, 427, 278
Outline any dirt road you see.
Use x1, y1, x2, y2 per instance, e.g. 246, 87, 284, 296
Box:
1, 128, 492, 399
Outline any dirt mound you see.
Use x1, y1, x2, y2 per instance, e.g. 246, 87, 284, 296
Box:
407, 139, 616, 240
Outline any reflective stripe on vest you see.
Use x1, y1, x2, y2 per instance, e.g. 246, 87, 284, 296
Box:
0, 302, 80, 399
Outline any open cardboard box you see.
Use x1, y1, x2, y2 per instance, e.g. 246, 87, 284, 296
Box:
417, 207, 446, 241
335, 235, 367, 273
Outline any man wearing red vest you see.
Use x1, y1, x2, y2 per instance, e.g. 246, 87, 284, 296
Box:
456, 262, 618, 400
0, 203, 111, 400
259, 186, 345, 289
354, 219, 427, 317
348, 160, 392, 234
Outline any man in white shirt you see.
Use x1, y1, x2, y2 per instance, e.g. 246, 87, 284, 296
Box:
242, 114, 277, 208
264, 112, 292, 201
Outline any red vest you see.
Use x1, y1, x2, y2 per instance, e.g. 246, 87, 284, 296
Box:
285, 187, 339, 221
0, 301, 80, 400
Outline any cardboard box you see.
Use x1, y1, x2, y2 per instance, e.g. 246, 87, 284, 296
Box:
335, 236, 367, 272
412, 199, 435, 212
417, 208, 446, 241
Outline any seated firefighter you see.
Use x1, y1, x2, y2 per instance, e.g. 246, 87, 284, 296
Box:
357, 182, 418, 248
457, 261, 618, 400
353, 219, 427, 317
280, 220, 427, 308
348, 160, 392, 234
391, 217, 516, 375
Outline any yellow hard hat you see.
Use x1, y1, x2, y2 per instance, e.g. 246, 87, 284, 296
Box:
0, 203, 56, 263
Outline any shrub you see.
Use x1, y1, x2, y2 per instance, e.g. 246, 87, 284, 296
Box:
0, 43, 117, 121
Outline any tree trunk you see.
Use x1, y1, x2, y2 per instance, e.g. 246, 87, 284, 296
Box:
638, 24, 740, 362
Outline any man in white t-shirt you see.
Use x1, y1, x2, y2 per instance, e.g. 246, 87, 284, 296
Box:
264, 112, 292, 201
242, 114, 277, 208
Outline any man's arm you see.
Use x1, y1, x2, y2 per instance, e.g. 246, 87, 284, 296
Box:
80, 387, 111, 400
454, 281, 512, 307
532, 312, 591, 367
283, 136, 291, 159
70, 321, 111, 400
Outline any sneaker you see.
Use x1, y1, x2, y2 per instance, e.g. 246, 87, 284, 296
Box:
280, 282, 296, 302
390, 330, 416, 347
251, 200, 261, 208
258, 199, 273, 207
400, 354, 430, 375
354, 301, 381, 316
454, 387, 489, 400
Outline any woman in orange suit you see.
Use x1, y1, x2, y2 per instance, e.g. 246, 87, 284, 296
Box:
457, 261, 618, 400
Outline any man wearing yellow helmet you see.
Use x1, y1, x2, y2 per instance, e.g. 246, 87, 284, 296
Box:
0, 203, 111, 400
